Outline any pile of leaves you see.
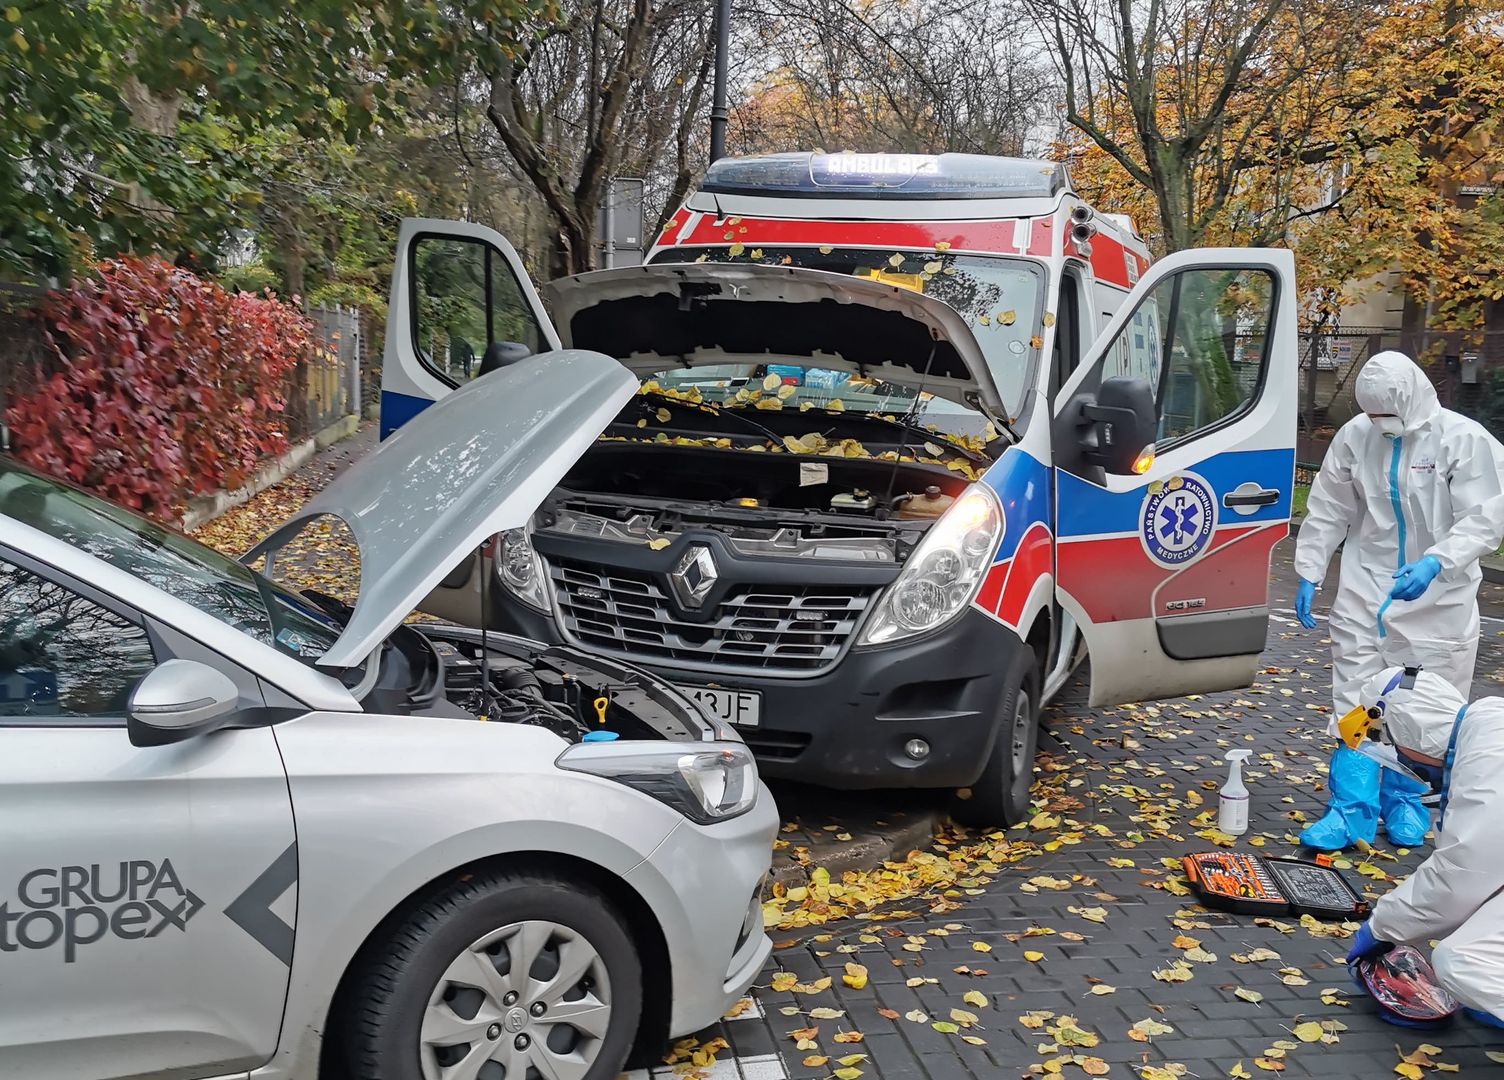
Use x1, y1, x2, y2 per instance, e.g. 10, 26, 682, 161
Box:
6, 256, 317, 521
623, 379, 993, 481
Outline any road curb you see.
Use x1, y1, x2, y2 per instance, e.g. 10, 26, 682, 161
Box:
767, 809, 940, 893
180, 414, 361, 532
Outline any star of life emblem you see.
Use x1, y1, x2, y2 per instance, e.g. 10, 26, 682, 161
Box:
1140, 474, 1217, 568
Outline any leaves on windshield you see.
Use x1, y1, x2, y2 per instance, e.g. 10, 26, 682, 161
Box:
624, 383, 987, 479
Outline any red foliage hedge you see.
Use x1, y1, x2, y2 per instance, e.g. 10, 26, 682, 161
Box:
6, 256, 316, 521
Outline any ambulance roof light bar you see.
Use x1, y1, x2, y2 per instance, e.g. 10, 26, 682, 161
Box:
700, 152, 1073, 201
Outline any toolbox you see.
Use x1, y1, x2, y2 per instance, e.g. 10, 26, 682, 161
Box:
1182, 852, 1369, 919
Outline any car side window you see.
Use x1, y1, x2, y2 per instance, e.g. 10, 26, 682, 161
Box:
0, 556, 155, 718
1098, 267, 1275, 446
411, 235, 544, 384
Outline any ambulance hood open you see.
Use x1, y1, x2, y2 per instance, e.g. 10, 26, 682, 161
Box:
544, 263, 1006, 418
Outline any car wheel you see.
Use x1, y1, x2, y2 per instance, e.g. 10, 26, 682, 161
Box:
951, 651, 1039, 828
344, 869, 642, 1080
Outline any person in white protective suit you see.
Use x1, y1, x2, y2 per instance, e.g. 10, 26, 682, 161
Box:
1344, 666, 1504, 1028
1293, 350, 1504, 851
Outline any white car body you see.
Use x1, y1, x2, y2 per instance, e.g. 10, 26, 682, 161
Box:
0, 351, 775, 1080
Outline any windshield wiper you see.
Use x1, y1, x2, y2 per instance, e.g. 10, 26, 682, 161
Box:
860, 410, 994, 466
633, 388, 784, 445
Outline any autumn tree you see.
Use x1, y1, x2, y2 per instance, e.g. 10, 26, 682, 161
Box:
733, 0, 1055, 156
1029, 0, 1369, 254
382, 0, 718, 277
0, 0, 553, 284
1285, 0, 1504, 331
1042, 0, 1504, 333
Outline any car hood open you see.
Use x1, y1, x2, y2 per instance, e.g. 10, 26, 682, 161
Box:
245, 350, 637, 670
544, 263, 1005, 417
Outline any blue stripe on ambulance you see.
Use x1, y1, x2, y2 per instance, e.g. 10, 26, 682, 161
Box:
978, 448, 1051, 563
1055, 447, 1295, 539
380, 390, 435, 440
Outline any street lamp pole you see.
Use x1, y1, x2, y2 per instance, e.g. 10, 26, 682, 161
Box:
709, 0, 731, 161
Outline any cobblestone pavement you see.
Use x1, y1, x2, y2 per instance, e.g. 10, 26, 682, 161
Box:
685, 568, 1504, 1080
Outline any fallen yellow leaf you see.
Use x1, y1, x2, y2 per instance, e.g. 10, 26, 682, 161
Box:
842, 962, 868, 990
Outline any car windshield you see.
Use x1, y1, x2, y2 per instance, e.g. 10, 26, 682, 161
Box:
0, 461, 342, 665
648, 246, 1044, 424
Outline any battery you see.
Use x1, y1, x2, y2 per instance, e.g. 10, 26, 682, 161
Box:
1182, 852, 1369, 919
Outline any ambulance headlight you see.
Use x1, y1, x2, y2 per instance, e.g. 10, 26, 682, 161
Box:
858, 485, 1002, 646
497, 528, 549, 612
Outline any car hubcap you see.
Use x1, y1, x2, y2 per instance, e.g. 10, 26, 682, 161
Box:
420, 919, 612, 1080
1009, 691, 1034, 803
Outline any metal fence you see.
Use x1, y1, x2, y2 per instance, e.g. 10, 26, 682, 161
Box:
297, 303, 363, 440
0, 287, 361, 453
1298, 327, 1504, 470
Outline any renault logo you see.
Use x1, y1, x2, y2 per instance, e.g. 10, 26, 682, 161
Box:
669, 545, 718, 608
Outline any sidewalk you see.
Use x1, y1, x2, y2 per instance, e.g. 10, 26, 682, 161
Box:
696, 611, 1504, 1080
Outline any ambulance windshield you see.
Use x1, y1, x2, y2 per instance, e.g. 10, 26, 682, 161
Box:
648, 246, 1044, 421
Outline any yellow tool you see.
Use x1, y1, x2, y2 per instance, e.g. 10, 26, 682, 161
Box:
1339, 704, 1380, 751
593, 696, 609, 725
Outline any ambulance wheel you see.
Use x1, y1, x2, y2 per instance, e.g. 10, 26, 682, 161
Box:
952, 652, 1039, 828
343, 868, 642, 1080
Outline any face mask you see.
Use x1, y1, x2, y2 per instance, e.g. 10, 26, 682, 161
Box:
1371, 415, 1404, 438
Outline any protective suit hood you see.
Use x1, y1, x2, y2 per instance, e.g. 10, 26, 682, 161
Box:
1362, 665, 1467, 760
1355, 351, 1440, 433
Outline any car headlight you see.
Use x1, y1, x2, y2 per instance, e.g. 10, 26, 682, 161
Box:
557, 742, 758, 825
858, 484, 1002, 646
497, 527, 549, 611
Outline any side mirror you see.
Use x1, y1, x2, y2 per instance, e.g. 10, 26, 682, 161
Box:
1079, 376, 1156, 474
127, 659, 240, 748
477, 341, 533, 378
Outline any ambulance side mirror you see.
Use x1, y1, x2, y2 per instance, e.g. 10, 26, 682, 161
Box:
1079, 376, 1156, 475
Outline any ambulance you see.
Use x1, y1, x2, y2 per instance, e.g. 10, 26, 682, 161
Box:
380, 151, 1297, 824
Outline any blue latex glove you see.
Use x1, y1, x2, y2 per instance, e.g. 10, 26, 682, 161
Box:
1346, 921, 1393, 967
1295, 579, 1317, 629
1391, 555, 1443, 601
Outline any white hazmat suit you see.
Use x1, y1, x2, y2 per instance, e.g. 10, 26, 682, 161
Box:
1296, 351, 1504, 712
1294, 351, 1504, 850
1361, 668, 1504, 1021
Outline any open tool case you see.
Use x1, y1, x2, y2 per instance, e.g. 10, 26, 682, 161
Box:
1182, 852, 1369, 919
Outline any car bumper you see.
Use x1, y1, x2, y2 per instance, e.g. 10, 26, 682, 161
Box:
626, 782, 778, 1037
500, 599, 1028, 789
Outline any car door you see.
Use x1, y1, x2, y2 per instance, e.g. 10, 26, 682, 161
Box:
380, 217, 561, 439
0, 549, 297, 1080
1052, 248, 1297, 706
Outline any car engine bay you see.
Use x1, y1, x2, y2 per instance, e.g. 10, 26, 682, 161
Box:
303, 592, 707, 743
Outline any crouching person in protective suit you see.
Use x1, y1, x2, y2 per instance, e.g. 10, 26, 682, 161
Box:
1344, 666, 1504, 1027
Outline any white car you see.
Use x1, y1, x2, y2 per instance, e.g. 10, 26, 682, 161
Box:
0, 350, 776, 1080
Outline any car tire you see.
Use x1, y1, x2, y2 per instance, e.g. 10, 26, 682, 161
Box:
343, 869, 643, 1080
951, 650, 1039, 828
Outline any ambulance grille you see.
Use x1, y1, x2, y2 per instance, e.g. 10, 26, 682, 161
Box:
547, 557, 874, 673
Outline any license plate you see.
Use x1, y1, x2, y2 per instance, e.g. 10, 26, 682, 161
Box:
676, 684, 762, 728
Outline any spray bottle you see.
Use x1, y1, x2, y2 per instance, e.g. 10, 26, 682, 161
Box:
1219, 749, 1253, 836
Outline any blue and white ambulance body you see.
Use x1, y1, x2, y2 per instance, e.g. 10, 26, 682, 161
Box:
380, 152, 1297, 824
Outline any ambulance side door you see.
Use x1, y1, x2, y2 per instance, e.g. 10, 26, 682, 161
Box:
1051, 249, 1298, 706
381, 217, 561, 439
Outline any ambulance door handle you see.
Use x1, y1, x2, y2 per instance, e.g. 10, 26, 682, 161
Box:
1222, 486, 1280, 508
